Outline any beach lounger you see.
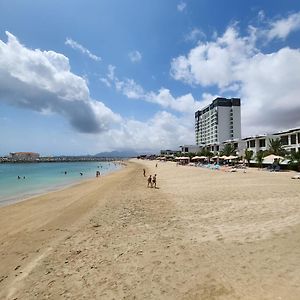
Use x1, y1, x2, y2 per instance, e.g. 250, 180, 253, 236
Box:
291, 174, 300, 179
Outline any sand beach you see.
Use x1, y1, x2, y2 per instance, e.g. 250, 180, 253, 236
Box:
0, 159, 300, 299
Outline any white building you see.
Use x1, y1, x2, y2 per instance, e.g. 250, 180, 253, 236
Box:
195, 97, 241, 149
180, 145, 201, 154
242, 135, 270, 155
273, 128, 300, 153
243, 128, 300, 154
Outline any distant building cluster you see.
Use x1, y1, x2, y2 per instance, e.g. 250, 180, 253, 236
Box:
9, 152, 40, 160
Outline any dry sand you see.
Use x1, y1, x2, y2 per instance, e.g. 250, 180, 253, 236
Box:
0, 159, 300, 299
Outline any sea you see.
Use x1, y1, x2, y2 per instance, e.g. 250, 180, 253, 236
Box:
0, 161, 121, 206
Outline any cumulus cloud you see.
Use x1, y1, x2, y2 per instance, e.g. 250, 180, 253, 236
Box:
177, 2, 186, 12
65, 37, 101, 61
171, 26, 256, 88
0, 32, 120, 133
99, 111, 195, 152
128, 50, 142, 63
170, 13, 300, 135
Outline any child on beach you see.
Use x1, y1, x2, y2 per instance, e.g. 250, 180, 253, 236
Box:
147, 175, 152, 188
143, 168, 146, 177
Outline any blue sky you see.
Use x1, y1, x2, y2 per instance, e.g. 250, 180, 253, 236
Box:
1, 0, 300, 155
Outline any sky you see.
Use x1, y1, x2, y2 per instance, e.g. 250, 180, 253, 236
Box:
0, 0, 300, 155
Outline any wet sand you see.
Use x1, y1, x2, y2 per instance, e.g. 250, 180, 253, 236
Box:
0, 159, 300, 299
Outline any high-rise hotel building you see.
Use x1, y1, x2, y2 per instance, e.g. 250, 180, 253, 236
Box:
195, 97, 241, 146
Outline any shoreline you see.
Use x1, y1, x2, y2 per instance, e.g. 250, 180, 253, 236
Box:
1, 159, 300, 299
0, 176, 98, 208
0, 162, 124, 208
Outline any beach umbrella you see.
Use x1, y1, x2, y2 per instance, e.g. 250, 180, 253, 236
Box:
180, 156, 190, 160
220, 155, 229, 159
191, 156, 201, 160
227, 155, 238, 160
263, 154, 284, 164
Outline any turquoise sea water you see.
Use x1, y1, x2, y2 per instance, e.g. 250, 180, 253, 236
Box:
0, 161, 121, 206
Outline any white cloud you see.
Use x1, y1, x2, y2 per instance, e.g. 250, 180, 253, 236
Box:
266, 12, 300, 41
101, 65, 213, 115
238, 47, 300, 134
101, 65, 146, 99
177, 2, 186, 12
65, 37, 101, 61
258, 10, 265, 22
99, 111, 195, 152
171, 26, 256, 88
99, 77, 111, 87
116, 78, 145, 99
0, 32, 119, 133
0, 33, 200, 152
128, 50, 142, 63
170, 12, 300, 135
185, 28, 206, 42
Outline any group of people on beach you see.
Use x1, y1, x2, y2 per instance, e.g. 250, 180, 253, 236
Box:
143, 168, 157, 188
147, 174, 157, 188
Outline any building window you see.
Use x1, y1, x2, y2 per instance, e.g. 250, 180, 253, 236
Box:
259, 139, 266, 148
298, 133, 300, 144
249, 140, 255, 148
280, 136, 288, 145
291, 134, 296, 145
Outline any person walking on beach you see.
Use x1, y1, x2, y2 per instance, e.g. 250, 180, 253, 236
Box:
152, 174, 157, 188
147, 175, 152, 188
143, 168, 146, 177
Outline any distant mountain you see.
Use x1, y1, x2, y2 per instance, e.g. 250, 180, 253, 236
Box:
94, 150, 139, 158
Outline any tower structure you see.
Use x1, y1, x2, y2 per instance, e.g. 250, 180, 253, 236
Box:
195, 97, 241, 147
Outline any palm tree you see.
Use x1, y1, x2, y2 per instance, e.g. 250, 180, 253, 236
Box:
244, 149, 253, 166
288, 151, 300, 171
221, 144, 236, 156
256, 150, 265, 168
187, 152, 195, 159
268, 138, 286, 156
